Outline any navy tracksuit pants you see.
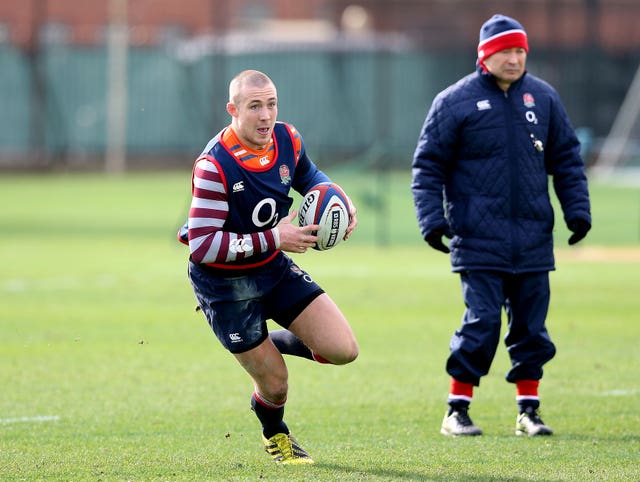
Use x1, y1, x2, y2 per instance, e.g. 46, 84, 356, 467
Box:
446, 270, 557, 386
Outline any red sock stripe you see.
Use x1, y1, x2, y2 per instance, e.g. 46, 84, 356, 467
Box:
450, 378, 474, 398
312, 353, 331, 364
253, 391, 286, 409
516, 379, 539, 397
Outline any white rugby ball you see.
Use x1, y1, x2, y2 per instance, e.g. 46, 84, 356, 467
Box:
298, 182, 350, 251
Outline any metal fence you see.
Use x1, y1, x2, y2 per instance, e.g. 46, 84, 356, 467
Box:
0, 40, 638, 170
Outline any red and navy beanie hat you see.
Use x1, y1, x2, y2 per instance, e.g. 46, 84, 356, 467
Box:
477, 14, 528, 70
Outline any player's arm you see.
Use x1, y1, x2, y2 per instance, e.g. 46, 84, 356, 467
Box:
290, 127, 357, 239
187, 156, 281, 264
289, 128, 331, 193
274, 211, 320, 253
295, 154, 358, 240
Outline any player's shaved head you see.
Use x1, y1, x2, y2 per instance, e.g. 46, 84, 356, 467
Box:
229, 70, 275, 104
226, 70, 278, 150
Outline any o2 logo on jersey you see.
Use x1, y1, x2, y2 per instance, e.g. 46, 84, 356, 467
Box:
252, 198, 279, 228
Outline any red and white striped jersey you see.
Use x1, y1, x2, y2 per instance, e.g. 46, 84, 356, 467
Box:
180, 122, 330, 270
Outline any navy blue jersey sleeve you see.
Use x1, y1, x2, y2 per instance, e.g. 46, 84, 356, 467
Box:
292, 133, 331, 195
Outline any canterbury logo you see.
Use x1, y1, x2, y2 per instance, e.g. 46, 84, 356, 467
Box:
233, 181, 244, 192
229, 333, 242, 343
230, 238, 253, 253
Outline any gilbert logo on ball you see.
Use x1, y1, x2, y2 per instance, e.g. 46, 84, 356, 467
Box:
299, 183, 350, 251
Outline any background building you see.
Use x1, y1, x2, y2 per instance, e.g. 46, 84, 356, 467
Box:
1, 0, 639, 171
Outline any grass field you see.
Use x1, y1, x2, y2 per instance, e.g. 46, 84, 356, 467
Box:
1, 170, 639, 481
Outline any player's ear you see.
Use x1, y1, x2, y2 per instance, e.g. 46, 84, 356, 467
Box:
226, 102, 238, 117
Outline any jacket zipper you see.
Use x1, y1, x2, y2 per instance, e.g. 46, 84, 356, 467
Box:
503, 90, 520, 270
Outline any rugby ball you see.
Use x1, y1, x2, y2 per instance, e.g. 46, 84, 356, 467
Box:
298, 183, 350, 251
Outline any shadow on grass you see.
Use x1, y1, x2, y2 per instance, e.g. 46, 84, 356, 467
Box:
314, 462, 557, 481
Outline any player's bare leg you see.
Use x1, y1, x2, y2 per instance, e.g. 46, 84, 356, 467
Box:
234, 339, 313, 464
288, 293, 359, 365
235, 338, 289, 403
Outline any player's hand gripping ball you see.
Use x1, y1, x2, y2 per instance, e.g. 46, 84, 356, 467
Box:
298, 183, 350, 251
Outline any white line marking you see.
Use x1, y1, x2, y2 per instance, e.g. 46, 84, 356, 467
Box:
600, 389, 640, 396
0, 415, 60, 424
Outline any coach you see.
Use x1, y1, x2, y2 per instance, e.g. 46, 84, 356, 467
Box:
411, 14, 591, 437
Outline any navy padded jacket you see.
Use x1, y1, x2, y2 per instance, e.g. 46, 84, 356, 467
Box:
412, 68, 591, 273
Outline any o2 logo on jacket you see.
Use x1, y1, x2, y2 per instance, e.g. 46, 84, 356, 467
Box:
525, 111, 538, 125
523, 93, 538, 125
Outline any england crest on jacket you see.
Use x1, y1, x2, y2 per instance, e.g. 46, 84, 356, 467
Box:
523, 93, 535, 108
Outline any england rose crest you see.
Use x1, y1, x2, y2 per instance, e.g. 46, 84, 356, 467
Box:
523, 93, 535, 108
279, 165, 291, 185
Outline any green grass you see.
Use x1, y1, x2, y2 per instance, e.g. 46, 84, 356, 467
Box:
1, 170, 639, 481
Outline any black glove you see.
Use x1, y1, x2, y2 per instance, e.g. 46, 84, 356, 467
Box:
567, 219, 591, 245
425, 229, 452, 254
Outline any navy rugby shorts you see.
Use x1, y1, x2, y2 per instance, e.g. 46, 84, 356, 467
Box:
188, 252, 324, 354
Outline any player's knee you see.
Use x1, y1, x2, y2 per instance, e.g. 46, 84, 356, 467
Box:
328, 340, 359, 365
344, 341, 359, 364
262, 381, 288, 403
255, 371, 289, 403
